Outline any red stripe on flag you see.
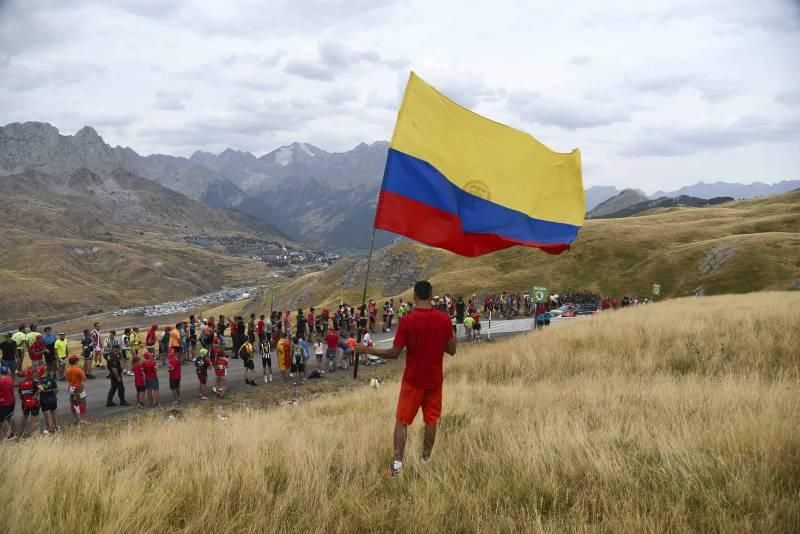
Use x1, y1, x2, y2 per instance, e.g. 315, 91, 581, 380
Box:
375, 190, 569, 257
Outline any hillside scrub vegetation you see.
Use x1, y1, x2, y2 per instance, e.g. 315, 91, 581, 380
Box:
256, 190, 800, 314
1, 292, 798, 533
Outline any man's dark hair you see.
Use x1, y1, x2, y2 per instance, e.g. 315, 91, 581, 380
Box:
414, 281, 433, 301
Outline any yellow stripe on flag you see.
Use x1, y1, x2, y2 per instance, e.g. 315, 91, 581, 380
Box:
390, 72, 585, 227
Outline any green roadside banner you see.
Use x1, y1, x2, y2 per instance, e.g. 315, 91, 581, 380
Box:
532, 286, 548, 303
652, 283, 661, 297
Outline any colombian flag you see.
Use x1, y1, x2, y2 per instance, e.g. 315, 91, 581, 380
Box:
375, 72, 585, 257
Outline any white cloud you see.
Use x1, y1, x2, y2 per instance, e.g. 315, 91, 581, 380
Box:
0, 0, 798, 190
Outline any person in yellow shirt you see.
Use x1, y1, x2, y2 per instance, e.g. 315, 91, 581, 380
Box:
54, 332, 69, 381
11, 326, 27, 377
130, 327, 142, 359
276, 333, 291, 383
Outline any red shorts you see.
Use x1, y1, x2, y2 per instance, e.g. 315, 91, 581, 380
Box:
396, 381, 442, 426
197, 373, 207, 385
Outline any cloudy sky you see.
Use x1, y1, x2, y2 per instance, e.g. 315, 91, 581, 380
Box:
1, 0, 799, 192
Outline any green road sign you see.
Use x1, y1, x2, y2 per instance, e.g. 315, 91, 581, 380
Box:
532, 286, 548, 303
652, 283, 661, 296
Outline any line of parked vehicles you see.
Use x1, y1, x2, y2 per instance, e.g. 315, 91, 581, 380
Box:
536, 303, 599, 326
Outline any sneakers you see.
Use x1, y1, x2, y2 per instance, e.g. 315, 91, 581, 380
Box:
211, 386, 218, 394
86, 374, 96, 379
106, 401, 117, 407
199, 396, 208, 401
388, 465, 401, 478
120, 401, 131, 406
263, 376, 269, 384
137, 402, 145, 409
268, 375, 272, 382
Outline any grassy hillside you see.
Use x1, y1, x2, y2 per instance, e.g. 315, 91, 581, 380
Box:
256, 190, 800, 312
1, 292, 797, 533
0, 168, 289, 323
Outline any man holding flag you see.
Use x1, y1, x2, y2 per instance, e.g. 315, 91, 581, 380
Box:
353, 72, 584, 476
356, 280, 456, 478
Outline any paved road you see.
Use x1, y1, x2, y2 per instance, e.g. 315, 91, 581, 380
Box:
4, 316, 568, 432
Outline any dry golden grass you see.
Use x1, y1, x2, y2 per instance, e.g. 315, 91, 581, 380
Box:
1, 292, 798, 533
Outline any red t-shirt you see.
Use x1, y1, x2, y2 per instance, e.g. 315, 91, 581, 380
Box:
393, 307, 454, 389
0, 376, 15, 406
325, 333, 339, 349
210, 346, 219, 360
143, 360, 158, 379
256, 320, 265, 334
30, 340, 45, 361
146, 330, 157, 346
167, 356, 181, 381
230, 323, 239, 335
18, 379, 39, 409
214, 357, 228, 377
132, 362, 146, 387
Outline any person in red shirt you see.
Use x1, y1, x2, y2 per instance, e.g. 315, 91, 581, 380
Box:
145, 324, 158, 357
212, 353, 228, 398
357, 280, 456, 478
29, 335, 46, 372
324, 327, 339, 372
0, 366, 16, 440
18, 368, 40, 437
142, 352, 160, 408
167, 349, 181, 405
131, 355, 146, 408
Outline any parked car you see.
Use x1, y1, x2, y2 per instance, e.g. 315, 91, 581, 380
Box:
575, 304, 599, 316
549, 304, 576, 318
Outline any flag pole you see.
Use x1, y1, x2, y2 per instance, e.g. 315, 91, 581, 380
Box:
353, 226, 377, 379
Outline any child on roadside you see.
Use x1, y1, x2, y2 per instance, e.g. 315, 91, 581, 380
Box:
195, 348, 212, 400
277, 332, 290, 383
131, 355, 146, 408
65, 355, 87, 425
143, 352, 160, 408
212, 352, 228, 398
167, 349, 181, 405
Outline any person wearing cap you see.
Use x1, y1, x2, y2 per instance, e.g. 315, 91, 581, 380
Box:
0, 366, 16, 440
29, 335, 46, 372
194, 348, 212, 400
18, 367, 41, 437
54, 332, 69, 381
145, 324, 158, 358
0, 333, 18, 378
65, 355, 87, 424
105, 345, 129, 407
38, 367, 59, 433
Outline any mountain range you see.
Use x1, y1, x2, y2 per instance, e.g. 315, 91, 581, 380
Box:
2, 122, 797, 251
